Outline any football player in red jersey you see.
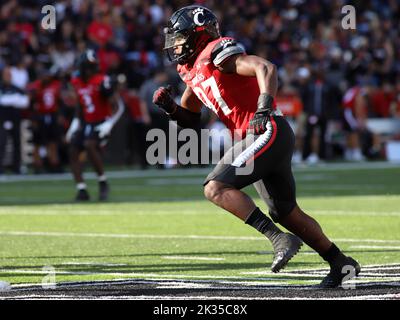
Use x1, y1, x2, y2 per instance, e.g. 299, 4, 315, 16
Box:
153, 6, 360, 288
28, 68, 63, 173
65, 49, 124, 201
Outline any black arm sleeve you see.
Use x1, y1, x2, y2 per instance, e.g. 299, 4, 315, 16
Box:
169, 105, 201, 129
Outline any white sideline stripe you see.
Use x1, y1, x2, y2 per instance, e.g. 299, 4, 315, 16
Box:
252, 263, 400, 274
6, 276, 400, 297
161, 256, 225, 261
1, 231, 400, 244
0, 161, 397, 183
3, 268, 400, 283
9, 278, 308, 290
9, 278, 400, 292
125, 293, 400, 300
238, 271, 400, 280
0, 269, 283, 281
154, 282, 288, 289
241, 271, 321, 277
359, 262, 400, 268
3, 293, 399, 300
350, 245, 400, 250
360, 273, 400, 278
363, 266, 400, 271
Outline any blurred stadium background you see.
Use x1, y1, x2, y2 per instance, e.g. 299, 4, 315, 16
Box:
0, 0, 399, 173
0, 0, 399, 300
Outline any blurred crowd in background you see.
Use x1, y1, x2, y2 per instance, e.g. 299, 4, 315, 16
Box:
0, 0, 400, 174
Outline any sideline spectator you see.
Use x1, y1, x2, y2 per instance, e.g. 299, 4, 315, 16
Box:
0, 66, 29, 174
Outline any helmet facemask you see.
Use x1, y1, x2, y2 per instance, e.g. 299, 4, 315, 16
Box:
164, 28, 192, 65
163, 6, 221, 65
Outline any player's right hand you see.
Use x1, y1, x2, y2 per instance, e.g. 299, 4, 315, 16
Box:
152, 86, 177, 114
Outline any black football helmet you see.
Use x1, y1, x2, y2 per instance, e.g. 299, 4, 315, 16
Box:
76, 49, 99, 78
164, 5, 220, 65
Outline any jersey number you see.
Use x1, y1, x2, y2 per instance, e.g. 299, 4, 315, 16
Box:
43, 91, 55, 109
82, 93, 95, 114
193, 76, 232, 116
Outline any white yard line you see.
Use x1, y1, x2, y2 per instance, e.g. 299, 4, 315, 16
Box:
248, 263, 400, 274
2, 268, 400, 283
130, 292, 400, 300
0, 161, 397, 183
241, 270, 400, 279
0, 231, 263, 241
161, 256, 225, 261
1, 230, 400, 244
362, 266, 400, 271
0, 209, 399, 217
350, 245, 400, 250
0, 168, 211, 183
60, 262, 128, 267
334, 238, 400, 244
311, 210, 400, 216
0, 269, 283, 282
0, 210, 211, 216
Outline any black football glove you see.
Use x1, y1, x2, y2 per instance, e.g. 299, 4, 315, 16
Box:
152, 85, 177, 114
248, 93, 274, 135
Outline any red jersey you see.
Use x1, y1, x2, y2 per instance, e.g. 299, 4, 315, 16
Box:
177, 37, 273, 137
71, 74, 113, 123
29, 80, 61, 114
342, 86, 366, 111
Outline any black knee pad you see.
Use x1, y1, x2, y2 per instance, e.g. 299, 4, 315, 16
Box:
268, 199, 297, 223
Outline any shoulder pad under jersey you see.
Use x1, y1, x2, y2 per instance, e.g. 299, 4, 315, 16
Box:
211, 38, 245, 67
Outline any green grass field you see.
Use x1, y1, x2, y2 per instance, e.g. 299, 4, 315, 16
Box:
0, 163, 399, 287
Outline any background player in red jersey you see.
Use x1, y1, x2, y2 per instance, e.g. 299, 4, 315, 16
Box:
342, 85, 368, 161
28, 68, 63, 173
153, 6, 360, 288
65, 49, 124, 201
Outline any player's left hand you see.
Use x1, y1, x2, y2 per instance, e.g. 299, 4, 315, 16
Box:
95, 120, 113, 139
248, 93, 274, 135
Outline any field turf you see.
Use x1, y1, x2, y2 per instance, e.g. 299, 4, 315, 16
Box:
0, 162, 399, 299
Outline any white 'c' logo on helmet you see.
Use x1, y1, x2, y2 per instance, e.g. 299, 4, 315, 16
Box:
193, 8, 205, 26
